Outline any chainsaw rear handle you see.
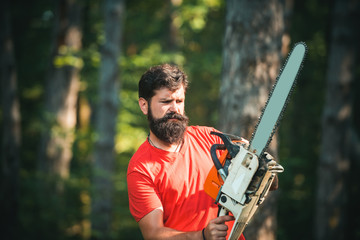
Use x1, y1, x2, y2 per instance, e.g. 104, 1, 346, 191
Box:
210, 144, 227, 172
210, 131, 241, 182
210, 131, 240, 158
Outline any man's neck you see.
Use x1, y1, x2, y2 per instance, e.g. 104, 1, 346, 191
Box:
148, 132, 182, 152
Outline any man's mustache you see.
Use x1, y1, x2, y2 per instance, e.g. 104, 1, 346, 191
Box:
162, 112, 188, 121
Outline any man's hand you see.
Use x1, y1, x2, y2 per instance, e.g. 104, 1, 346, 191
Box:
203, 215, 234, 240
263, 152, 279, 191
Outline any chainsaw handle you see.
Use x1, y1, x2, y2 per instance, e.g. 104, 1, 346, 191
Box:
210, 131, 240, 158
210, 132, 241, 182
210, 144, 226, 170
210, 144, 228, 181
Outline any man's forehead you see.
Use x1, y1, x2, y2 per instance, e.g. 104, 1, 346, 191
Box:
154, 85, 185, 98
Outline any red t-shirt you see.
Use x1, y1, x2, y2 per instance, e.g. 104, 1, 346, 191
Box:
127, 126, 245, 240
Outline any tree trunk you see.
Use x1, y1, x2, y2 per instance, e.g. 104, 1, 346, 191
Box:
38, 0, 83, 179
0, 1, 21, 239
167, 0, 183, 51
219, 0, 284, 239
91, 0, 124, 239
315, 0, 360, 239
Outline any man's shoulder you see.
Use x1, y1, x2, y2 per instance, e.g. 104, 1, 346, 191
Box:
127, 140, 167, 178
127, 141, 151, 174
186, 125, 222, 144
186, 125, 218, 135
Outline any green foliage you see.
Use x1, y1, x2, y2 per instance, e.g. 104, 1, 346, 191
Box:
3, 0, 225, 239
19, 171, 91, 240
4, 0, 358, 239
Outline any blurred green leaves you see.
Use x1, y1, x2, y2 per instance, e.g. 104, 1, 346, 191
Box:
2, 0, 341, 239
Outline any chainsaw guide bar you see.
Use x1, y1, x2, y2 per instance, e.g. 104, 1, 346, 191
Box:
250, 42, 307, 157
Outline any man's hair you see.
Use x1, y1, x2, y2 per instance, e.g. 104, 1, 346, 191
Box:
138, 64, 189, 101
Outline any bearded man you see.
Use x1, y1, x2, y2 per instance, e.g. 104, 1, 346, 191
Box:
127, 64, 246, 240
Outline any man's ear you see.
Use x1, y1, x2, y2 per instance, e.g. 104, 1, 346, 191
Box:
139, 97, 148, 115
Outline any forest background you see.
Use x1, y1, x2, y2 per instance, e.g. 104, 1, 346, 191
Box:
1, 0, 360, 240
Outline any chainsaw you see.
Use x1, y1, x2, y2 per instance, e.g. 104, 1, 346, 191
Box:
204, 42, 307, 240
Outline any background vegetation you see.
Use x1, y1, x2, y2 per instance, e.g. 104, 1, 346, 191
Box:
1, 0, 359, 240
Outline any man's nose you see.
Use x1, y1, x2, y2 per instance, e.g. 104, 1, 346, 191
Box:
169, 101, 180, 113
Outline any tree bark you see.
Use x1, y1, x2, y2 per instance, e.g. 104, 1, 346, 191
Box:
167, 0, 183, 51
0, 1, 21, 239
219, 0, 284, 239
91, 0, 124, 239
315, 0, 360, 239
38, 0, 83, 179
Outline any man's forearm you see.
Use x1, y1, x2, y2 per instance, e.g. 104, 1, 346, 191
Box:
140, 226, 203, 240
138, 209, 204, 240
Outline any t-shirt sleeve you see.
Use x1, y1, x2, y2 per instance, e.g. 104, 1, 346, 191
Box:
127, 171, 163, 222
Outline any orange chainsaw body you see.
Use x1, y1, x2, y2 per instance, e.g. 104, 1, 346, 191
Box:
204, 139, 245, 201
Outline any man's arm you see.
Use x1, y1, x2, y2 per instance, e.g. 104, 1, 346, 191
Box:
138, 208, 234, 240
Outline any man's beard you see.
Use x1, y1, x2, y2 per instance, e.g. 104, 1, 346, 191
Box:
148, 108, 189, 145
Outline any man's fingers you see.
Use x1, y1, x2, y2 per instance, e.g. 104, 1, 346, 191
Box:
205, 215, 234, 240
215, 223, 229, 232
212, 215, 235, 224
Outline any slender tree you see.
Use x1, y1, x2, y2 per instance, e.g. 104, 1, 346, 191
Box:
0, 0, 21, 239
38, 0, 83, 180
218, 0, 284, 239
315, 0, 360, 239
167, 0, 183, 51
91, 0, 124, 238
